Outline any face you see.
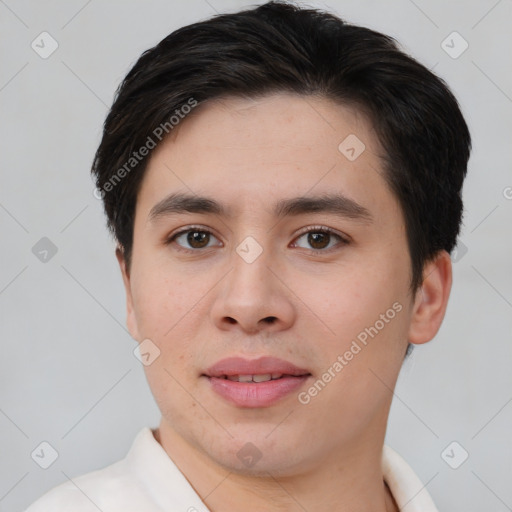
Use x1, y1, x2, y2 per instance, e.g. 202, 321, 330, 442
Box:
117, 93, 448, 477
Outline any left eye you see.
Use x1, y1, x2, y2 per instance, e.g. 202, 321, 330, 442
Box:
292, 228, 347, 251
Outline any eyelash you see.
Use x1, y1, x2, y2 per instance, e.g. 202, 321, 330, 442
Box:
164, 225, 350, 254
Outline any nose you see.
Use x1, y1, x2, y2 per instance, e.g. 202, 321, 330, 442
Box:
210, 242, 296, 335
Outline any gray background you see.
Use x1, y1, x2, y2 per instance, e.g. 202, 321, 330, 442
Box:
1, 0, 511, 510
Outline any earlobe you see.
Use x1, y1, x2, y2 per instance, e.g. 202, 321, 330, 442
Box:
115, 246, 140, 341
407, 251, 453, 345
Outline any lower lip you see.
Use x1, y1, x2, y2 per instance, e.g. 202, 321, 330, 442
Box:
205, 375, 310, 408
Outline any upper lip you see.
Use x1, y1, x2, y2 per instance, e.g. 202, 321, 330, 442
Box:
204, 356, 310, 377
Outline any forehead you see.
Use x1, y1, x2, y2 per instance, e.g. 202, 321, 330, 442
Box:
167, 93, 378, 157
136, 93, 400, 227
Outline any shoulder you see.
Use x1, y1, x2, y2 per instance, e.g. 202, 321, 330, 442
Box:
25, 429, 157, 512
24, 477, 98, 511
24, 459, 145, 512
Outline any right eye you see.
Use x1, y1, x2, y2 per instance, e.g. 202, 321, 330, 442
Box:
165, 226, 222, 253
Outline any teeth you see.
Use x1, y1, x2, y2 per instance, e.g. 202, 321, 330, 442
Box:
222, 374, 283, 382
252, 373, 272, 382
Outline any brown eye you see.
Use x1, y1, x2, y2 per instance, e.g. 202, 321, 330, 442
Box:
307, 232, 330, 249
293, 227, 348, 252
167, 227, 221, 252
185, 230, 210, 249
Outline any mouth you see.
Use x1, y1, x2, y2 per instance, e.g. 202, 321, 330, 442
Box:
204, 355, 310, 378
202, 356, 312, 408
215, 373, 304, 382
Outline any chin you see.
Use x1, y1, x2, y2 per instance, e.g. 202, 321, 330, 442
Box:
200, 429, 312, 477
212, 449, 304, 477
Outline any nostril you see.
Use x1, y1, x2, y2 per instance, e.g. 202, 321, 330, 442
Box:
264, 316, 277, 324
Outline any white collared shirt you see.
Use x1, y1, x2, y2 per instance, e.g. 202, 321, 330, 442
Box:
25, 427, 439, 511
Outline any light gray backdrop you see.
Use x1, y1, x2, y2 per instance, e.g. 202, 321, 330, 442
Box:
1, 0, 511, 510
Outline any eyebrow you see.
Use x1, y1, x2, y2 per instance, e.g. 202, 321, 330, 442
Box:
148, 192, 373, 225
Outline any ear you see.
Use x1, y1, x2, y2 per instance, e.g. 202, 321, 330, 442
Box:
115, 245, 141, 341
407, 250, 453, 345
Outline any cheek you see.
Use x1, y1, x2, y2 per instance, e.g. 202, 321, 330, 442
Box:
130, 265, 200, 338
307, 266, 401, 331
297, 255, 410, 372
143, 358, 202, 429
130, 265, 212, 375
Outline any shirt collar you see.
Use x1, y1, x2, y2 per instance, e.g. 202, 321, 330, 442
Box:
382, 445, 439, 511
125, 427, 439, 511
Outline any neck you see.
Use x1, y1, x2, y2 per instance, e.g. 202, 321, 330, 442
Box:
154, 421, 398, 512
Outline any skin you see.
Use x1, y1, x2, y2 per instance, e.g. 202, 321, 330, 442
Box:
116, 93, 452, 512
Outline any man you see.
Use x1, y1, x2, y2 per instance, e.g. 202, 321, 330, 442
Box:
26, 1, 471, 510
